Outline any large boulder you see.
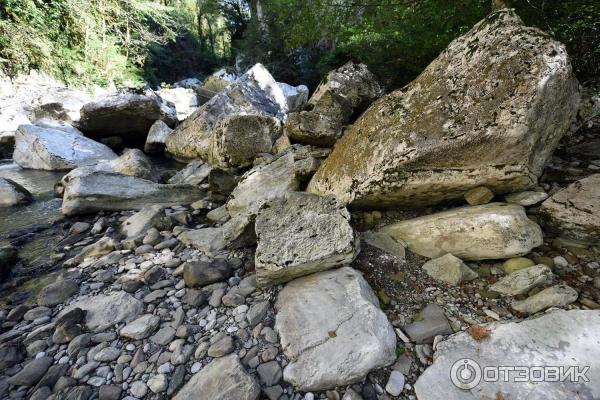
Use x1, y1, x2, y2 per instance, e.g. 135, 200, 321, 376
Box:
173, 354, 259, 400
78, 92, 177, 141
61, 171, 205, 215
13, 124, 117, 171
414, 310, 600, 400
307, 10, 580, 208
120, 205, 173, 238
285, 62, 383, 147
208, 114, 282, 169
226, 145, 325, 217
275, 267, 396, 391
0, 177, 33, 207
165, 64, 288, 162
379, 203, 543, 260
29, 87, 93, 123
539, 174, 600, 244
168, 159, 212, 185
277, 82, 309, 113
255, 192, 359, 287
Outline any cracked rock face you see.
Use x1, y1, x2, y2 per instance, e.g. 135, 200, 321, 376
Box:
275, 267, 396, 391
13, 124, 117, 171
307, 9, 580, 208
539, 174, 600, 244
379, 203, 543, 260
414, 310, 600, 400
255, 192, 359, 287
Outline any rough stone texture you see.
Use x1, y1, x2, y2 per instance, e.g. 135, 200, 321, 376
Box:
7, 356, 53, 386
121, 205, 172, 238
61, 171, 205, 215
168, 159, 212, 185
157, 86, 199, 121
255, 192, 359, 287
414, 310, 600, 400
179, 212, 256, 256
13, 124, 116, 171
226, 145, 323, 217
285, 62, 383, 147
307, 10, 580, 208
360, 231, 406, 259
183, 259, 234, 287
512, 284, 578, 314
489, 264, 553, 296
379, 203, 543, 261
539, 174, 600, 244
37, 279, 78, 306
505, 190, 548, 206
422, 254, 478, 286
78, 92, 177, 141
144, 120, 173, 154
464, 186, 494, 206
173, 354, 259, 400
166, 63, 288, 162
61, 291, 143, 332
61, 148, 160, 187
34, 118, 83, 135
208, 114, 282, 168
28, 87, 92, 124
275, 267, 396, 391
0, 177, 33, 207
277, 82, 309, 113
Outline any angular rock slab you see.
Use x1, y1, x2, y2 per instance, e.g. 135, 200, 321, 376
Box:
166, 63, 288, 162
539, 174, 600, 244
512, 284, 578, 315
308, 10, 580, 207
13, 124, 116, 171
422, 254, 478, 286
379, 203, 543, 260
226, 145, 324, 217
0, 177, 32, 207
489, 264, 553, 296
255, 192, 359, 287
61, 172, 205, 215
61, 291, 143, 332
414, 310, 600, 400
78, 92, 177, 140
173, 354, 259, 400
275, 267, 396, 391
144, 120, 173, 154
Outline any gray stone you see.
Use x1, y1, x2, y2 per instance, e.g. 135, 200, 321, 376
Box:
361, 231, 406, 259
505, 190, 549, 206
144, 120, 173, 154
79, 92, 177, 140
196, 68, 236, 105
275, 267, 396, 391
207, 335, 234, 357
183, 259, 234, 287
61, 291, 143, 332
94, 347, 121, 362
512, 284, 578, 314
150, 327, 176, 346
255, 192, 359, 287
168, 159, 212, 185
489, 264, 553, 296
379, 203, 543, 261
166, 64, 287, 162
247, 301, 269, 327
147, 374, 168, 393
539, 174, 600, 244
422, 254, 478, 286
121, 205, 172, 238
37, 279, 78, 306
403, 304, 452, 344
414, 310, 600, 400
257, 361, 282, 386
14, 124, 116, 171
308, 10, 579, 208
129, 380, 148, 398
158, 86, 199, 121
0, 178, 32, 207
226, 145, 323, 217
173, 354, 259, 400
119, 314, 161, 340
385, 370, 405, 397
61, 171, 205, 215
7, 356, 52, 386
277, 82, 309, 113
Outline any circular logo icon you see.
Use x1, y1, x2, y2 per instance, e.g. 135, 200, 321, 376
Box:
450, 358, 482, 390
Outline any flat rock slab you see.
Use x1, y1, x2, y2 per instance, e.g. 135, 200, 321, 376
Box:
414, 310, 600, 400
512, 284, 578, 315
255, 192, 359, 287
119, 314, 161, 340
539, 174, 600, 244
61, 171, 205, 215
13, 124, 116, 171
37, 279, 78, 307
489, 264, 553, 296
61, 291, 143, 332
402, 303, 453, 344
379, 203, 543, 261
173, 354, 259, 400
275, 267, 396, 391
422, 254, 477, 286
0, 177, 32, 207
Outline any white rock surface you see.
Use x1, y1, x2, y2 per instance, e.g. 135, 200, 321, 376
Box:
275, 267, 396, 391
